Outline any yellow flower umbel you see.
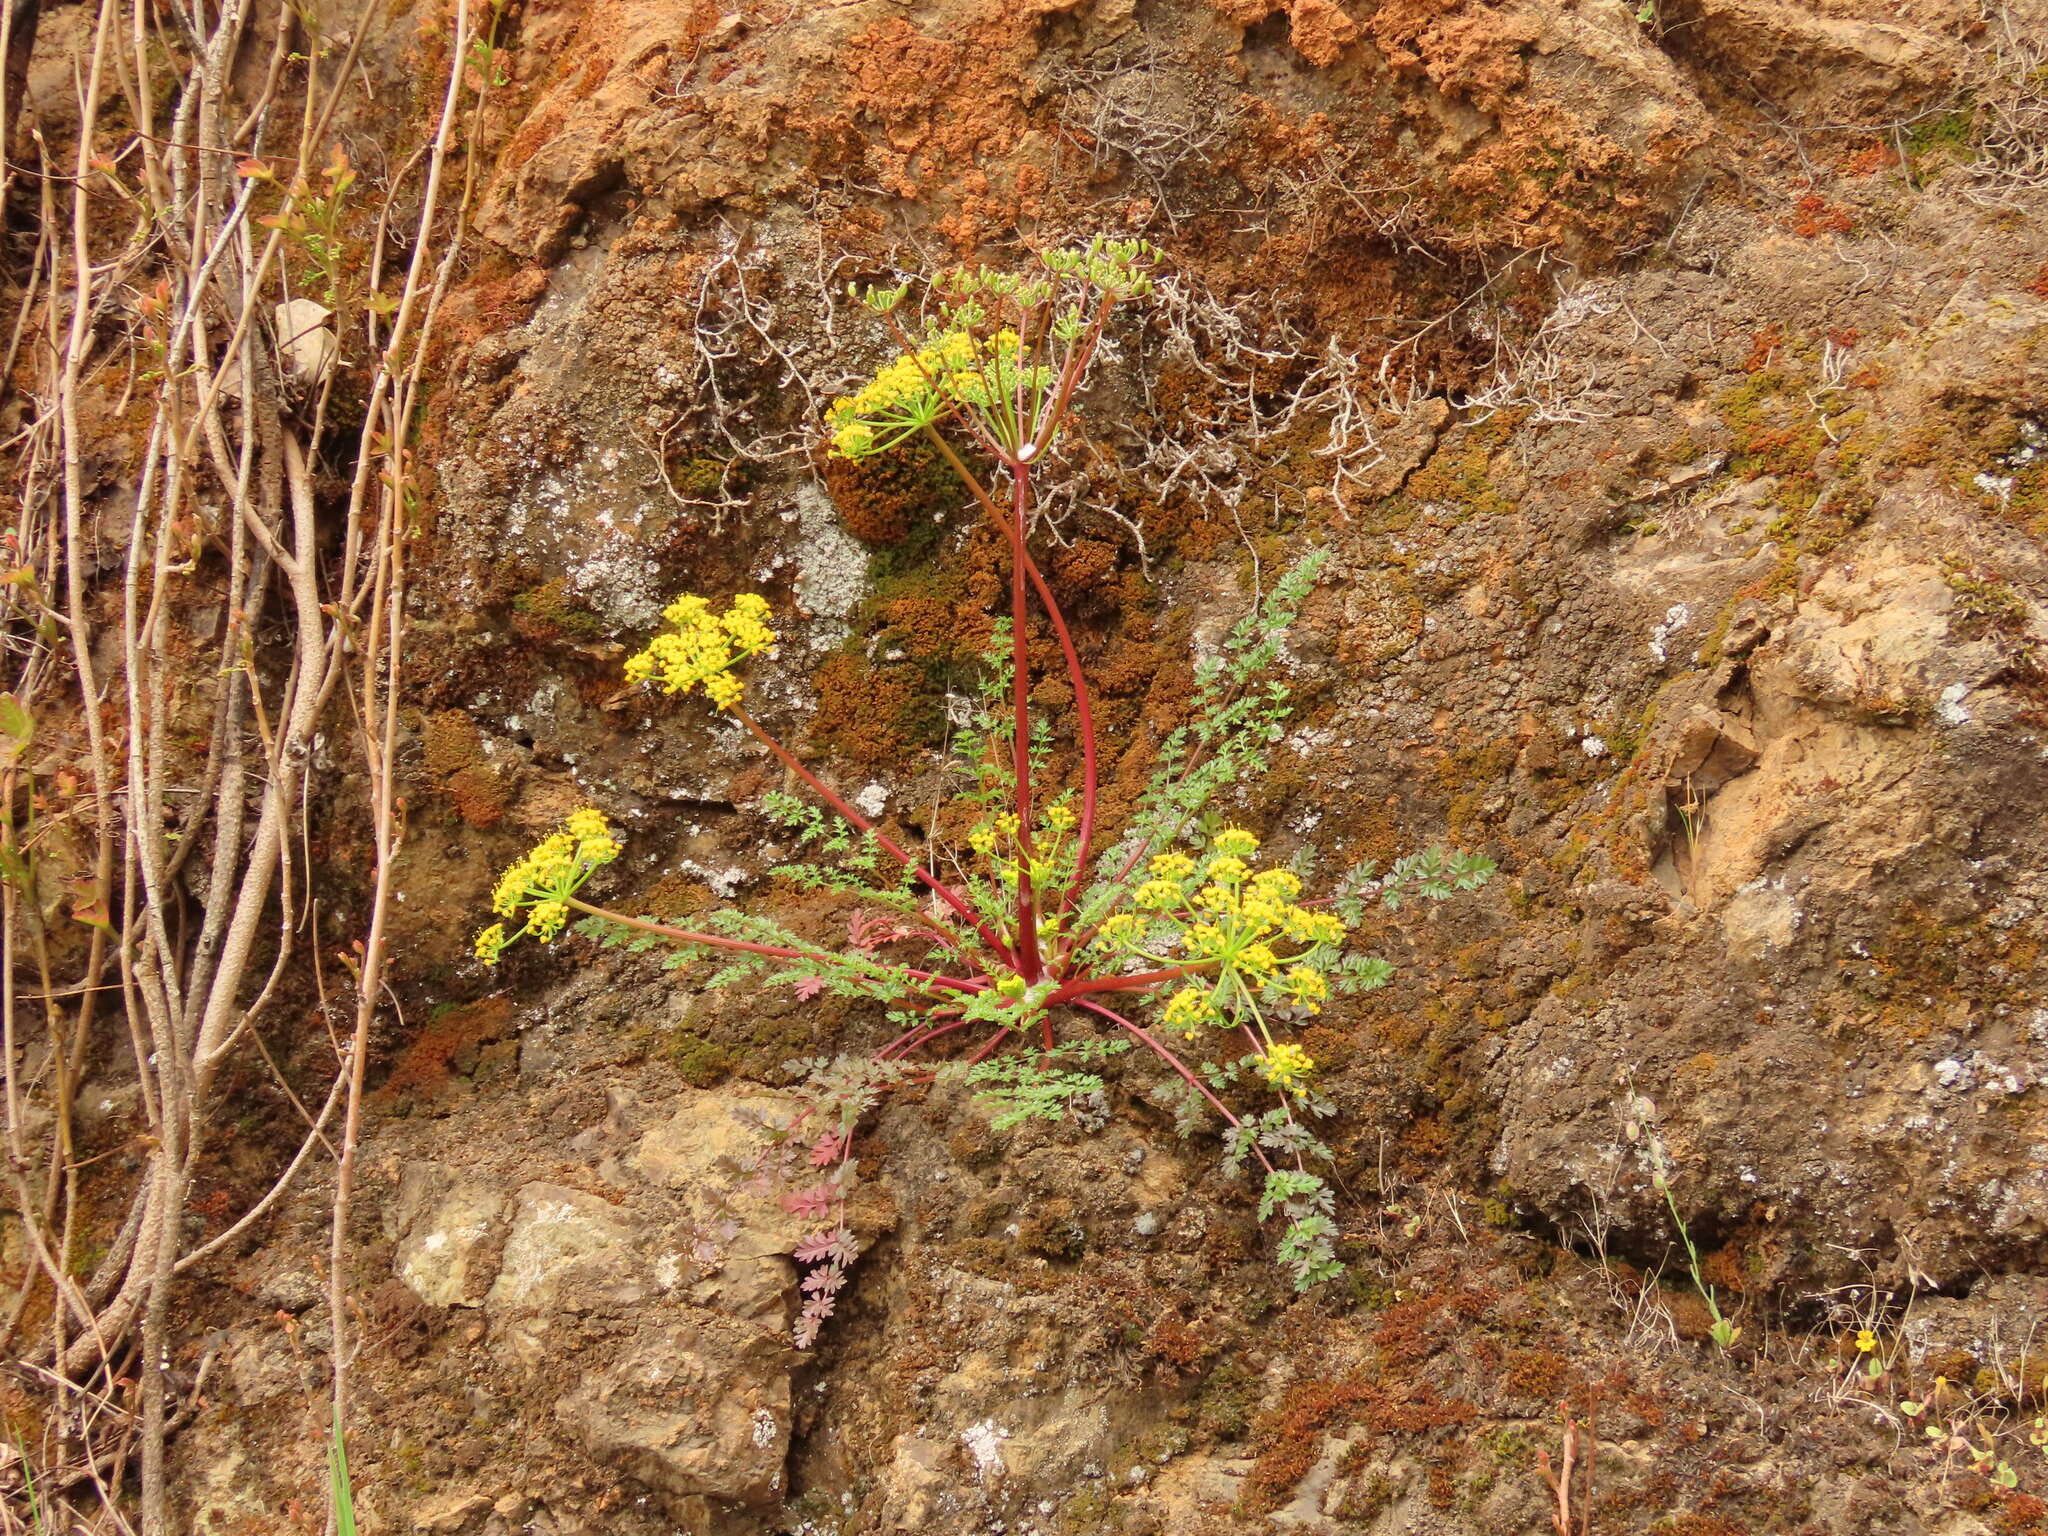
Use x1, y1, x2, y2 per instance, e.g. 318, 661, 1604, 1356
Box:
624, 593, 776, 710
1211, 827, 1260, 859
474, 807, 623, 964
1280, 964, 1329, 1013
1074, 828, 1352, 1089
825, 328, 1051, 460
1162, 986, 1222, 1036
1256, 1042, 1317, 1096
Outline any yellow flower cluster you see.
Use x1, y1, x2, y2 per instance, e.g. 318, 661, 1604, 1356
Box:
1211, 828, 1260, 859
1281, 964, 1329, 1007
967, 813, 1020, 857
967, 805, 1082, 897
1256, 1042, 1317, 1095
825, 329, 1049, 459
824, 331, 979, 459
623, 593, 775, 711
1162, 986, 1221, 1032
1102, 828, 1347, 1037
474, 808, 622, 965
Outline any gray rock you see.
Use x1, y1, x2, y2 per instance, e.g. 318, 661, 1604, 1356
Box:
554, 1316, 791, 1523
391, 1163, 511, 1308
486, 1182, 646, 1316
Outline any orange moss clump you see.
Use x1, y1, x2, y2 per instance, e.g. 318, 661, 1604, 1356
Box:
879, 588, 988, 664
1146, 1315, 1209, 1372
1788, 191, 1855, 239
423, 710, 512, 828
1242, 1377, 1376, 1512
823, 436, 957, 544
1839, 139, 1899, 176
810, 652, 926, 766
377, 998, 515, 1097
422, 710, 484, 777
446, 763, 512, 829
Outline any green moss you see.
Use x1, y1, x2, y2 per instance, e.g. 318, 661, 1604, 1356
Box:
510, 578, 607, 642
1905, 104, 1977, 163
1402, 418, 1516, 523
669, 453, 740, 499
1942, 561, 2029, 627
663, 1030, 737, 1088
1196, 1361, 1261, 1440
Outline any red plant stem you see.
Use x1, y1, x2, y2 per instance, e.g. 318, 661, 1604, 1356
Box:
1027, 292, 1115, 459
1074, 999, 1276, 1176
730, 705, 1015, 967
877, 1008, 962, 1058
880, 1015, 979, 1061
564, 900, 987, 997
917, 428, 1100, 917
1008, 455, 1043, 982
1048, 962, 1213, 1005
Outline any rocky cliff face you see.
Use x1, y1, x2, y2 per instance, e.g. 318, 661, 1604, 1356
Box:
160, 0, 2048, 1530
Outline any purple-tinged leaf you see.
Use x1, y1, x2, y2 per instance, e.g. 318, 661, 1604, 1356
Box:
793, 1225, 857, 1265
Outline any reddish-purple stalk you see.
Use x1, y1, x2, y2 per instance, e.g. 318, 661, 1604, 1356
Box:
730, 705, 1016, 970
1008, 451, 1042, 982
1075, 999, 1277, 1177
916, 429, 1102, 922
563, 900, 991, 998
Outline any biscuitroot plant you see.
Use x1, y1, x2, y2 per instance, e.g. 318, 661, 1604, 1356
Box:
475, 241, 1493, 1347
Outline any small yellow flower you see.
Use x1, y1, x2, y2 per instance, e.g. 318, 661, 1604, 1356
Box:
1239, 892, 1286, 931
482, 810, 624, 958
1855, 1328, 1877, 1354
1256, 1042, 1316, 1094
1099, 913, 1143, 945
1148, 851, 1196, 880
704, 671, 744, 710
1161, 987, 1218, 1035
830, 421, 876, 458
1043, 803, 1076, 831
1133, 879, 1182, 911
1280, 965, 1329, 1011
1237, 942, 1279, 979
662, 593, 713, 627
968, 825, 998, 855
1284, 908, 1345, 946
1252, 868, 1303, 901
626, 592, 776, 707
1211, 828, 1260, 859
1204, 855, 1251, 884
565, 806, 622, 863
